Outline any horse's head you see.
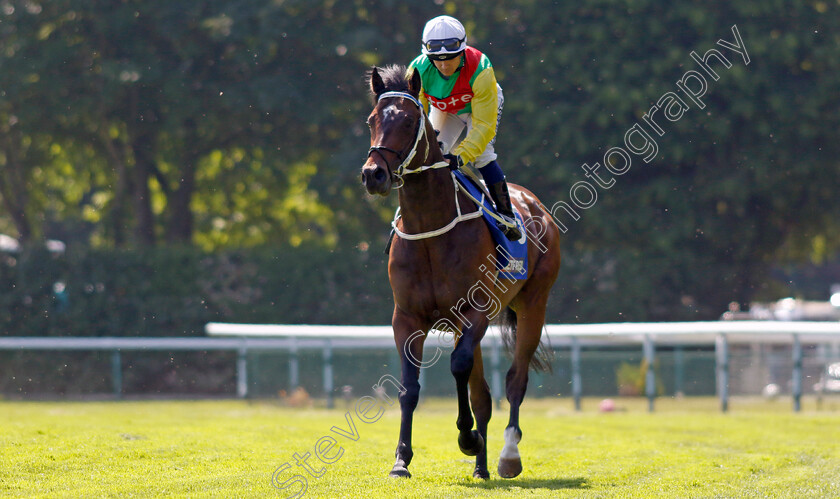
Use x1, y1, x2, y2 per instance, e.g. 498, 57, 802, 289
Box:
361, 65, 424, 196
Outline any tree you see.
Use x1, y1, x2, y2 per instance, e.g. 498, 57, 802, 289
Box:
1, 1, 345, 247
2, 0, 839, 322
478, 0, 840, 316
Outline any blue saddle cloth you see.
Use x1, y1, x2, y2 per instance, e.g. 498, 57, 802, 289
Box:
453, 170, 528, 280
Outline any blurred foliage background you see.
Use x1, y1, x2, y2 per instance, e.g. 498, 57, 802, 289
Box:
2, 0, 840, 341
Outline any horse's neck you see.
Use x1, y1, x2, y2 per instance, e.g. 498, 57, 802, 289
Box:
398, 165, 456, 212
396, 125, 457, 235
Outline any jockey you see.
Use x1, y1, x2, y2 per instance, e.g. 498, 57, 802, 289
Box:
409, 15, 523, 241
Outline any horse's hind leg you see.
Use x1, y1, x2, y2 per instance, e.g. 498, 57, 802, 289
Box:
468, 344, 492, 479
499, 305, 546, 479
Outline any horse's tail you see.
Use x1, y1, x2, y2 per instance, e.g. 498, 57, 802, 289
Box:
497, 307, 554, 373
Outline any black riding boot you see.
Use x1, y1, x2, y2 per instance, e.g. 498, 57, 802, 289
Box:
487, 179, 523, 241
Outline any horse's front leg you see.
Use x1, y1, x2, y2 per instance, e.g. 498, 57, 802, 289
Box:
451, 320, 488, 460
389, 311, 426, 478
468, 344, 492, 479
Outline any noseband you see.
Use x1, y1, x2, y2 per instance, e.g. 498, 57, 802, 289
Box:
367, 91, 436, 189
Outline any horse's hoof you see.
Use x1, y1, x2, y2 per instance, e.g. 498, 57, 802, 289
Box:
473, 467, 490, 480
498, 457, 522, 479
458, 430, 485, 456
389, 466, 411, 478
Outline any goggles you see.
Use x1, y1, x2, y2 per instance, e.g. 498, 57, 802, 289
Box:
423, 37, 465, 53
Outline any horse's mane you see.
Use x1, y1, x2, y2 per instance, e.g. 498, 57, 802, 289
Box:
367, 64, 411, 101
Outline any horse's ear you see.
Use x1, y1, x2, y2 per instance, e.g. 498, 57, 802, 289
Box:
369, 66, 386, 97
407, 67, 421, 97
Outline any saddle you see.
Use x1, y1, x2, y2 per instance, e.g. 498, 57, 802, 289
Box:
451, 169, 528, 280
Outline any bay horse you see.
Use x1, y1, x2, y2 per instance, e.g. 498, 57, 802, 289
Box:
361, 65, 561, 480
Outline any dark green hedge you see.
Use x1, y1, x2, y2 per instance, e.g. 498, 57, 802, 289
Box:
0, 244, 394, 397
0, 243, 758, 397
0, 241, 759, 338
0, 244, 394, 338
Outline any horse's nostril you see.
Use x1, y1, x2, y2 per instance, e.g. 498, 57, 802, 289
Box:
374, 168, 387, 182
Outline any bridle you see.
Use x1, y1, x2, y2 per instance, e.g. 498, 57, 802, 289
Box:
367, 91, 447, 189
367, 90, 484, 241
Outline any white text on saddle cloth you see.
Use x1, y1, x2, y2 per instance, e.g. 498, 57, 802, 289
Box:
501, 258, 525, 275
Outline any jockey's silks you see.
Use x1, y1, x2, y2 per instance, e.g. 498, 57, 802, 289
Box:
409, 46, 500, 164
411, 47, 488, 115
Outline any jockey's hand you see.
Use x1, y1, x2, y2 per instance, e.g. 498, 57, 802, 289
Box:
443, 153, 463, 170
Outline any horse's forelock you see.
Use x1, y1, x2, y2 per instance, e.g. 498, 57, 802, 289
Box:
368, 64, 410, 97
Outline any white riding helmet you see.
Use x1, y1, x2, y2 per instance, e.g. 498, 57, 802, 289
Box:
421, 15, 467, 60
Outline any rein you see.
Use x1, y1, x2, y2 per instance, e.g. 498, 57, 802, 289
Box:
370, 91, 486, 241
390, 172, 485, 240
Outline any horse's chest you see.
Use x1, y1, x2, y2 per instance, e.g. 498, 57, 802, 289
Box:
389, 250, 480, 312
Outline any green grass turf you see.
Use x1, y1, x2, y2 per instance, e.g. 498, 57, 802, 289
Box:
1, 396, 839, 498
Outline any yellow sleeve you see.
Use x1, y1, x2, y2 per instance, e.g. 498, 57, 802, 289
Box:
418, 86, 430, 115
452, 67, 498, 164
